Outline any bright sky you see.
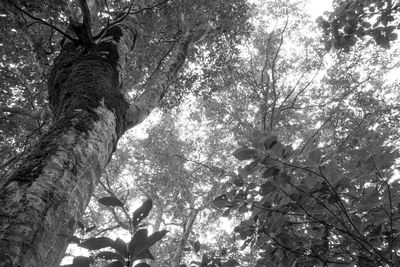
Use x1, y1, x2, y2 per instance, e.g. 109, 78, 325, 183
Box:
306, 0, 333, 19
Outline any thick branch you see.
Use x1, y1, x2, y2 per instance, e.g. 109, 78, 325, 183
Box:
124, 27, 208, 131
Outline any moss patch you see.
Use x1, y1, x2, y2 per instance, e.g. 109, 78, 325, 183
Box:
9, 37, 129, 184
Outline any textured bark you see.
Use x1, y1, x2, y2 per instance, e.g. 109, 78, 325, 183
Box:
0, 16, 137, 266
0, 12, 202, 267
0, 105, 117, 267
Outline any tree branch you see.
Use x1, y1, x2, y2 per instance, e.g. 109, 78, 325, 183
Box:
6, 0, 75, 42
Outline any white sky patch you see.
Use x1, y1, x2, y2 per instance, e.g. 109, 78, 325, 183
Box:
306, 0, 333, 19
124, 108, 163, 139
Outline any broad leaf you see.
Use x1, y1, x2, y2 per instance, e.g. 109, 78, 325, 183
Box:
98, 196, 124, 207
212, 195, 229, 209
79, 237, 114, 250
193, 240, 201, 253
129, 229, 167, 262
105, 261, 124, 267
95, 251, 125, 263
134, 263, 151, 267
264, 135, 278, 149
128, 229, 148, 259
262, 167, 279, 178
112, 237, 128, 258
136, 248, 155, 260
144, 230, 168, 249
132, 199, 152, 229
72, 256, 91, 267
259, 182, 276, 196
233, 147, 259, 160
275, 232, 293, 248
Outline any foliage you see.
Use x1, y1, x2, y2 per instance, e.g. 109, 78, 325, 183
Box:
62, 199, 167, 267
318, 0, 400, 51
214, 132, 400, 266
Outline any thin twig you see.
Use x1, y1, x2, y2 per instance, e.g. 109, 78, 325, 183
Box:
8, 0, 75, 42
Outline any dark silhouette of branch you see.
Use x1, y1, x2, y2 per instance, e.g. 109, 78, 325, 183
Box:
94, 0, 169, 40
7, 0, 75, 42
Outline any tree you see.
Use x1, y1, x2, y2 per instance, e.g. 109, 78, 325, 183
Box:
0, 0, 250, 266
209, 0, 400, 266
318, 0, 400, 51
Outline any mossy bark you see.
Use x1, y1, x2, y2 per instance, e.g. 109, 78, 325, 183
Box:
0, 20, 199, 266
0, 21, 136, 266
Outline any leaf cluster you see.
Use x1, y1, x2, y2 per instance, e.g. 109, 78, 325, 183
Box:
318, 0, 399, 51
62, 199, 167, 267
214, 133, 400, 266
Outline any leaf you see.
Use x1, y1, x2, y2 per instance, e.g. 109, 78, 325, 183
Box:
222, 259, 240, 267
105, 261, 124, 267
271, 142, 284, 158
77, 221, 85, 232
193, 240, 201, 253
143, 230, 168, 249
233, 147, 259, 160
67, 217, 76, 230
212, 195, 229, 209
275, 232, 293, 248
264, 135, 278, 149
112, 237, 128, 258
270, 214, 285, 232
289, 193, 301, 202
79, 237, 114, 250
238, 159, 261, 176
95, 251, 125, 262
222, 209, 230, 217
85, 225, 96, 233
66, 235, 80, 244
136, 248, 155, 260
259, 182, 276, 196
72, 256, 92, 267
129, 229, 148, 260
309, 149, 321, 164
98, 196, 124, 207
129, 229, 167, 262
132, 199, 153, 229
279, 173, 291, 184
262, 167, 279, 178
134, 263, 151, 267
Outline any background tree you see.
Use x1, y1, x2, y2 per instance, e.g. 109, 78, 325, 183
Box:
0, 0, 250, 266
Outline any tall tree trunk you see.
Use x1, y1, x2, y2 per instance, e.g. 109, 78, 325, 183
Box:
0, 14, 200, 266
171, 209, 199, 267
150, 204, 164, 267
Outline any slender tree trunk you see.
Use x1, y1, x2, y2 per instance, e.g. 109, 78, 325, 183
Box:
171, 209, 199, 267
0, 14, 200, 266
150, 204, 164, 267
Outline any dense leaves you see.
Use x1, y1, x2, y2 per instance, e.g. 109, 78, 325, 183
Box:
2, 0, 400, 266
216, 134, 400, 266
318, 0, 400, 51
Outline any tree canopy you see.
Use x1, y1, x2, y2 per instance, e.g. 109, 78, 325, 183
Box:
1, 0, 400, 266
